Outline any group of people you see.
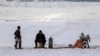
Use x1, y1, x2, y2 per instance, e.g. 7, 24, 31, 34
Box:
14, 26, 46, 49
14, 26, 91, 49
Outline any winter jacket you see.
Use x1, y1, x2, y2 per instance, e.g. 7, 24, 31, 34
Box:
14, 29, 21, 39
36, 33, 46, 42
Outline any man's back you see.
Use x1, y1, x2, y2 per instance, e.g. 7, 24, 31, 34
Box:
35, 30, 46, 48
14, 29, 21, 38
36, 33, 45, 41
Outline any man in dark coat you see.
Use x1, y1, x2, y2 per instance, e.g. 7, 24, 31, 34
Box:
35, 30, 46, 48
14, 26, 22, 49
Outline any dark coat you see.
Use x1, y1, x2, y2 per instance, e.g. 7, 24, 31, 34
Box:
36, 33, 46, 42
14, 29, 21, 39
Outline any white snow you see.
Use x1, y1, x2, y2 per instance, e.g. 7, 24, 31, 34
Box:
0, 1, 100, 56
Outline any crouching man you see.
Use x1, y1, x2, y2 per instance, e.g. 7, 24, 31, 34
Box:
35, 30, 46, 48
14, 26, 22, 49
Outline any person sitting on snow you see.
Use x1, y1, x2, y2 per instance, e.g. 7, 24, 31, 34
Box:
35, 30, 46, 48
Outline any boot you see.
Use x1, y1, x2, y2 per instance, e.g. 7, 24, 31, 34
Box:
19, 41, 22, 49
15, 41, 18, 49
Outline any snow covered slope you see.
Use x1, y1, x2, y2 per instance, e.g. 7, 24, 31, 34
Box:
0, 2, 100, 47
0, 2, 100, 21
0, 1, 100, 56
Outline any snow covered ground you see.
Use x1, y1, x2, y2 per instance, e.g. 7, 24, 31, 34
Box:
0, 47, 100, 56
0, 2, 100, 56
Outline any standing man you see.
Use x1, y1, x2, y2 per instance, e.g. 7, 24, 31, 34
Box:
35, 30, 46, 48
14, 26, 22, 49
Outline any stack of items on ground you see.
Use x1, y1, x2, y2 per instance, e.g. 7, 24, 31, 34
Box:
72, 32, 90, 48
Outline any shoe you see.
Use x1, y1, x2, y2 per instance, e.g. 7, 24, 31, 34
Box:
19, 47, 23, 49
14, 46, 17, 49
43, 47, 46, 48
34, 47, 37, 48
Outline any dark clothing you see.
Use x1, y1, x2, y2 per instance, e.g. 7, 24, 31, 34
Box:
15, 38, 22, 49
14, 29, 21, 39
14, 29, 22, 49
36, 34, 46, 42
35, 33, 46, 48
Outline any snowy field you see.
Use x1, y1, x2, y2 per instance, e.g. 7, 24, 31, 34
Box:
0, 2, 100, 56
0, 47, 100, 56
